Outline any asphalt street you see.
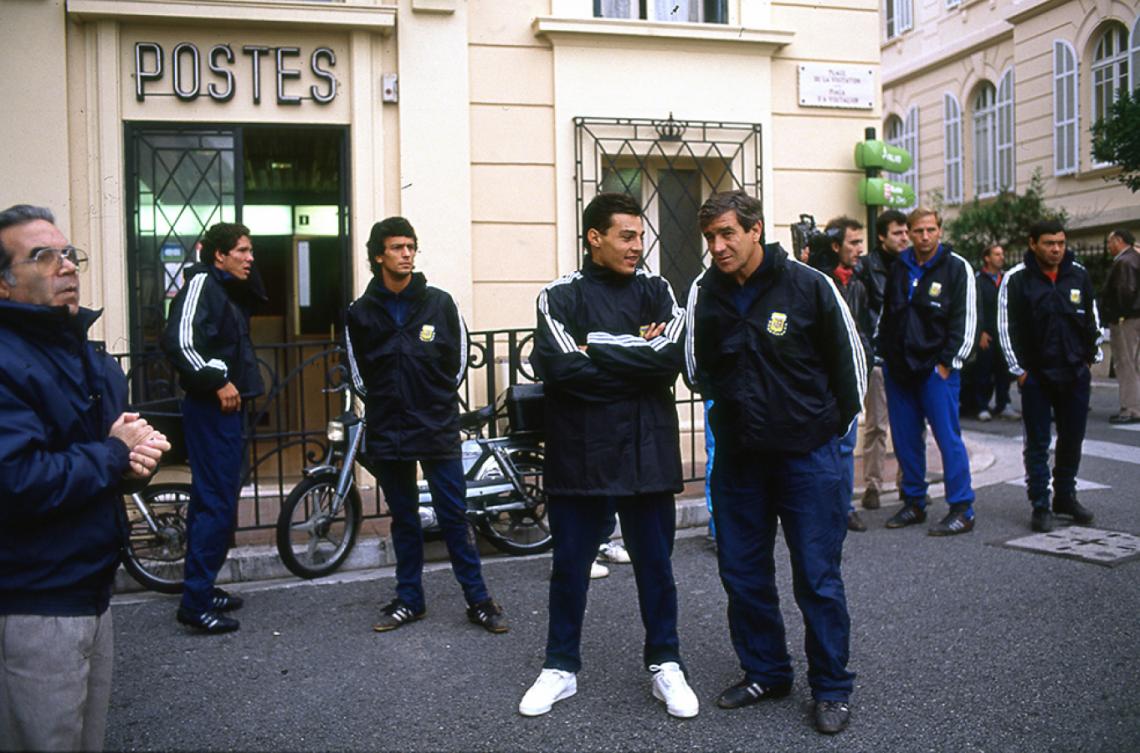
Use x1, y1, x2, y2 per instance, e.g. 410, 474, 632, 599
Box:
106, 381, 1140, 752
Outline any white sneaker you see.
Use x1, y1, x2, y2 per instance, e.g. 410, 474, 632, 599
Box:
650, 662, 699, 718
589, 561, 610, 579
597, 540, 632, 564
999, 405, 1021, 420
977, 409, 993, 422
519, 669, 577, 716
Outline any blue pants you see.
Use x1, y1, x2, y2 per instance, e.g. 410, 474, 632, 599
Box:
975, 344, 1012, 413
180, 394, 244, 613
704, 399, 716, 536
372, 458, 489, 614
1020, 369, 1090, 508
839, 419, 859, 514
711, 438, 854, 702
884, 367, 975, 513
545, 493, 681, 672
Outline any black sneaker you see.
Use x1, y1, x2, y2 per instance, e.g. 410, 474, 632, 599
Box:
814, 700, 850, 734
885, 503, 926, 529
861, 488, 880, 510
1053, 497, 1094, 524
715, 679, 792, 709
1031, 507, 1055, 533
177, 607, 240, 634
1109, 412, 1140, 425
847, 511, 867, 532
372, 599, 425, 632
928, 506, 975, 536
466, 599, 509, 634
210, 587, 243, 612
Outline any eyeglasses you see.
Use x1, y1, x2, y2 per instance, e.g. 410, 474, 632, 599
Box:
10, 246, 89, 273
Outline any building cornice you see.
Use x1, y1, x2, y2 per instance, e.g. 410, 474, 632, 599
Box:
65, 0, 397, 33
881, 20, 1012, 88
532, 16, 794, 53
1004, 0, 1070, 25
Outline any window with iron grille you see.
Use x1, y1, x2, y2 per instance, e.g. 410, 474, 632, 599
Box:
574, 116, 762, 302
1053, 40, 1079, 175
595, 0, 727, 23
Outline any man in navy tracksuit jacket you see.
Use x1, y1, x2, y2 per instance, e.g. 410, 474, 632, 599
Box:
686, 191, 866, 735
877, 208, 978, 535
997, 219, 1101, 533
162, 222, 263, 633
345, 217, 505, 635
0, 204, 168, 750
519, 193, 697, 720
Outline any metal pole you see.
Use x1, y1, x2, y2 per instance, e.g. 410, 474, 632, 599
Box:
865, 126, 878, 250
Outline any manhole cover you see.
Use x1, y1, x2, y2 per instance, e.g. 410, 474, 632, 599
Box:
1002, 526, 1140, 567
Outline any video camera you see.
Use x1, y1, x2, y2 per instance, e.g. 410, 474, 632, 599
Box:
789, 214, 838, 268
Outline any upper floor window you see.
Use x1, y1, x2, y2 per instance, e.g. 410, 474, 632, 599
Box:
1093, 24, 1129, 123
973, 82, 998, 197
943, 93, 963, 204
886, 106, 919, 209
595, 0, 727, 23
997, 68, 1015, 192
1132, 17, 1140, 92
885, 0, 913, 40
1052, 40, 1079, 175
945, 0, 960, 8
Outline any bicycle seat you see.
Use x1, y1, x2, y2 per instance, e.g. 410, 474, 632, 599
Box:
459, 404, 494, 432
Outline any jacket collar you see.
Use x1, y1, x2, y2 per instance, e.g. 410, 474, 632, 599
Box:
0, 300, 101, 343
1023, 248, 1075, 279
581, 255, 638, 286
185, 262, 268, 304
900, 243, 951, 274
365, 271, 428, 302
703, 242, 788, 295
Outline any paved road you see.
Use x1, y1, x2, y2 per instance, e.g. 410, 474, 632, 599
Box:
106, 382, 1140, 752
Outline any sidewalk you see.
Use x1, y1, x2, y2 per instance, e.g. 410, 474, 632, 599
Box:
113, 430, 1008, 594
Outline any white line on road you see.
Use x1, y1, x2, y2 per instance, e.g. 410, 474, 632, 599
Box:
1080, 438, 1140, 466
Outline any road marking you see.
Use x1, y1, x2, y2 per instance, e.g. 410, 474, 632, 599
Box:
1111, 422, 1140, 433
1004, 477, 1111, 491
1080, 438, 1140, 465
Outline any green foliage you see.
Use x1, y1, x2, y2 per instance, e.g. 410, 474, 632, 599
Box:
942, 170, 1067, 265
1091, 90, 1140, 192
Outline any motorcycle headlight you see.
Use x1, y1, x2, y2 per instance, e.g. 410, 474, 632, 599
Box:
326, 420, 346, 443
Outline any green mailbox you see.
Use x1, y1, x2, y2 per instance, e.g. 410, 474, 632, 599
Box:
854, 140, 913, 173
858, 177, 916, 207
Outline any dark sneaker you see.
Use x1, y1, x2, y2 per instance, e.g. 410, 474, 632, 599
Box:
467, 599, 509, 634
1053, 497, 1094, 524
210, 587, 243, 612
928, 507, 975, 536
885, 504, 926, 529
1109, 412, 1140, 425
814, 700, 850, 734
861, 488, 880, 510
1031, 507, 1054, 533
177, 607, 240, 634
847, 511, 867, 532
715, 679, 792, 709
372, 599, 425, 632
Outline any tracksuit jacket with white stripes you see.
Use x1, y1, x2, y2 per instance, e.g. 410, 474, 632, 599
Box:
533, 257, 685, 497
997, 250, 1102, 383
876, 244, 977, 385
685, 243, 867, 455
161, 263, 264, 400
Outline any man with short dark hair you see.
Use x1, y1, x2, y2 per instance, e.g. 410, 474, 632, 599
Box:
877, 208, 978, 535
687, 190, 865, 735
520, 192, 696, 719
345, 216, 506, 635
1, 204, 169, 751
858, 208, 908, 511
1104, 228, 1140, 425
162, 222, 265, 633
999, 220, 1102, 532
974, 243, 1018, 422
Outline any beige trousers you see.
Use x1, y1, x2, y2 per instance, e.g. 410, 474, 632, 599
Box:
1112, 318, 1140, 418
862, 366, 889, 491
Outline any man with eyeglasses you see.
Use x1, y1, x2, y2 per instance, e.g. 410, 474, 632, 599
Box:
344, 217, 507, 635
162, 222, 265, 634
0, 204, 170, 751
876, 207, 978, 536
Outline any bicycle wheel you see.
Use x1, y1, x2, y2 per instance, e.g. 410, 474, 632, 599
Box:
474, 447, 552, 556
276, 473, 362, 579
121, 483, 191, 594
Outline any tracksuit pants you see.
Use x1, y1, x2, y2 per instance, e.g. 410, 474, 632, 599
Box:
711, 437, 854, 702
975, 344, 1012, 413
181, 394, 245, 613
884, 366, 975, 513
840, 419, 859, 514
1020, 369, 1091, 508
545, 493, 681, 673
372, 458, 490, 614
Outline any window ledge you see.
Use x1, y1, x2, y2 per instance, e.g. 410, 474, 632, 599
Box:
532, 16, 794, 51
66, 0, 397, 32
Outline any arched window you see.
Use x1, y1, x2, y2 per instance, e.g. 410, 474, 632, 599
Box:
1131, 16, 1140, 92
997, 68, 1015, 191
1092, 23, 1129, 165
1052, 40, 1078, 175
973, 82, 998, 197
887, 107, 919, 209
943, 93, 963, 204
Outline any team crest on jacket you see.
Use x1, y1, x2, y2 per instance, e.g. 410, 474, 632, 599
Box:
929, 281, 943, 298
1070, 289, 1082, 304
639, 325, 650, 337
419, 324, 436, 342
767, 312, 788, 336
